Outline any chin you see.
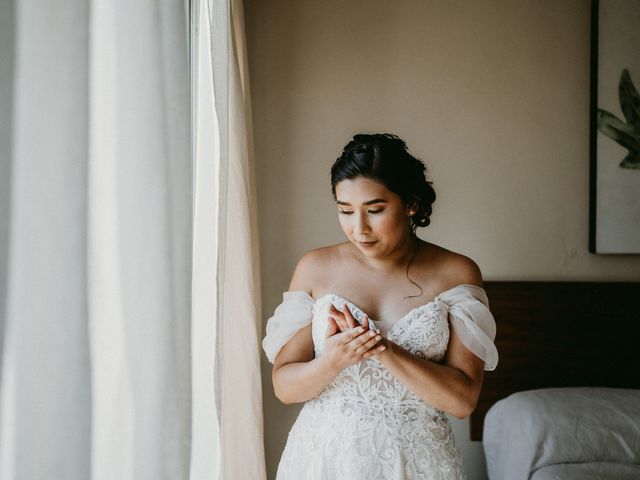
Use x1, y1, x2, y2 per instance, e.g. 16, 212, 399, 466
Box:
354, 242, 382, 256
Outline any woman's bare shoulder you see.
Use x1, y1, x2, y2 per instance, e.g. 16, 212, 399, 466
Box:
421, 241, 484, 289
288, 242, 351, 294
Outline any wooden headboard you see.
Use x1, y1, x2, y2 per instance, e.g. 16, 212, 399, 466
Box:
470, 281, 640, 441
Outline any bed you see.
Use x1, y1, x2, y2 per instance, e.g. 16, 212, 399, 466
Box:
470, 281, 640, 480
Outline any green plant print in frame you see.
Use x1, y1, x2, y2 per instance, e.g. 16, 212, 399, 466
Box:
597, 69, 640, 169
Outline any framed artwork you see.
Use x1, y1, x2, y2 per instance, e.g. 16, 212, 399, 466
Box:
589, 0, 640, 254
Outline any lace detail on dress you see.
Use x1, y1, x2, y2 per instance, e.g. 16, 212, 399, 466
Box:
276, 294, 466, 480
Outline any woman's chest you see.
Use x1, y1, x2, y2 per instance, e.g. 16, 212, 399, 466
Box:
314, 252, 444, 323
311, 294, 451, 361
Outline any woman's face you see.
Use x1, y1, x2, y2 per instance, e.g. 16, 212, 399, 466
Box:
334, 176, 413, 258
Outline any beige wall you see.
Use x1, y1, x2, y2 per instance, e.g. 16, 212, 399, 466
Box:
244, 1, 640, 478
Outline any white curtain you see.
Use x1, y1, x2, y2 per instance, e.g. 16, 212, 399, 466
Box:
0, 0, 265, 478
192, 0, 266, 478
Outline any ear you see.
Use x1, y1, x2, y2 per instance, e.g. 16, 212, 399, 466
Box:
406, 199, 419, 216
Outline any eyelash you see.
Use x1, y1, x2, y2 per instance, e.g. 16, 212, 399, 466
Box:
338, 209, 383, 215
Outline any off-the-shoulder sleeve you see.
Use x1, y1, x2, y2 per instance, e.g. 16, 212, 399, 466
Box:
436, 284, 498, 371
262, 291, 315, 364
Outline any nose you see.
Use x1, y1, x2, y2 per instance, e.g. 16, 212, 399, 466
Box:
353, 212, 370, 235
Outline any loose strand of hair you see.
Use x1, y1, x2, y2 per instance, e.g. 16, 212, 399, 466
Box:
403, 234, 424, 300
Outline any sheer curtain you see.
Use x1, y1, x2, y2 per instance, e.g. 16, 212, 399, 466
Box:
192, 0, 265, 478
0, 0, 265, 478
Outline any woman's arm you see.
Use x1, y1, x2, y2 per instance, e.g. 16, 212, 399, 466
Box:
322, 255, 488, 418
273, 323, 383, 404
271, 250, 382, 404
376, 329, 485, 418
370, 256, 487, 418
272, 325, 337, 404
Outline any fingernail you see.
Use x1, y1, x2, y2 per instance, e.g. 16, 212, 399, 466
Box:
357, 327, 364, 333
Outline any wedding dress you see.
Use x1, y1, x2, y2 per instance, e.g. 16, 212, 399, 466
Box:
263, 284, 498, 480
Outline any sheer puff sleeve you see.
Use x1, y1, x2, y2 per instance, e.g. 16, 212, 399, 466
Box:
435, 284, 499, 371
262, 291, 315, 364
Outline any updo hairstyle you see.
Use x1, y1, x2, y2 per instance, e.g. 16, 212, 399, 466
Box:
330, 133, 436, 231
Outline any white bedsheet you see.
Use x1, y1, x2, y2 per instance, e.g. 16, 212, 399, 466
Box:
483, 387, 640, 480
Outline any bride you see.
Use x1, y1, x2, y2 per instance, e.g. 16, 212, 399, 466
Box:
262, 133, 498, 479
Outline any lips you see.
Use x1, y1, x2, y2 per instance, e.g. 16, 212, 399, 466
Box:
357, 240, 377, 247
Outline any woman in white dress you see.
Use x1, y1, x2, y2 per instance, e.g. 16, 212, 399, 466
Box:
262, 133, 498, 480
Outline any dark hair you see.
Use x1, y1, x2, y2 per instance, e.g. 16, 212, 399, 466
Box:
330, 133, 436, 232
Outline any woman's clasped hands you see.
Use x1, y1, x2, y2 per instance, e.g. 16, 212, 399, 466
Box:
322, 303, 389, 372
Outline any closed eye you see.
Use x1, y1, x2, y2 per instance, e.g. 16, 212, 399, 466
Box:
338, 209, 383, 215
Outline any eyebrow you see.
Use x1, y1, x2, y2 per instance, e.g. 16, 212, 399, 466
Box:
336, 198, 388, 206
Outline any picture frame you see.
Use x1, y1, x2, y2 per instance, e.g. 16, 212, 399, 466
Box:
589, 0, 640, 254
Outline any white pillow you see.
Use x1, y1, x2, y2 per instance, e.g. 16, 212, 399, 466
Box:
483, 387, 640, 480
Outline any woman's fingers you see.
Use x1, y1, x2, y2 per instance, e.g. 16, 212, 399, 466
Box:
347, 329, 381, 353
363, 343, 387, 358
341, 304, 360, 329
324, 317, 340, 338
355, 334, 382, 355
330, 303, 365, 331
328, 315, 347, 331
341, 326, 365, 344
328, 305, 349, 331
329, 327, 387, 368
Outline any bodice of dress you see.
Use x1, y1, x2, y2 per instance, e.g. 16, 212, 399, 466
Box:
263, 283, 498, 371
311, 293, 450, 362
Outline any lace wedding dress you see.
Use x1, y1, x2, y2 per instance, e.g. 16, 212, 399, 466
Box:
262, 284, 498, 480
